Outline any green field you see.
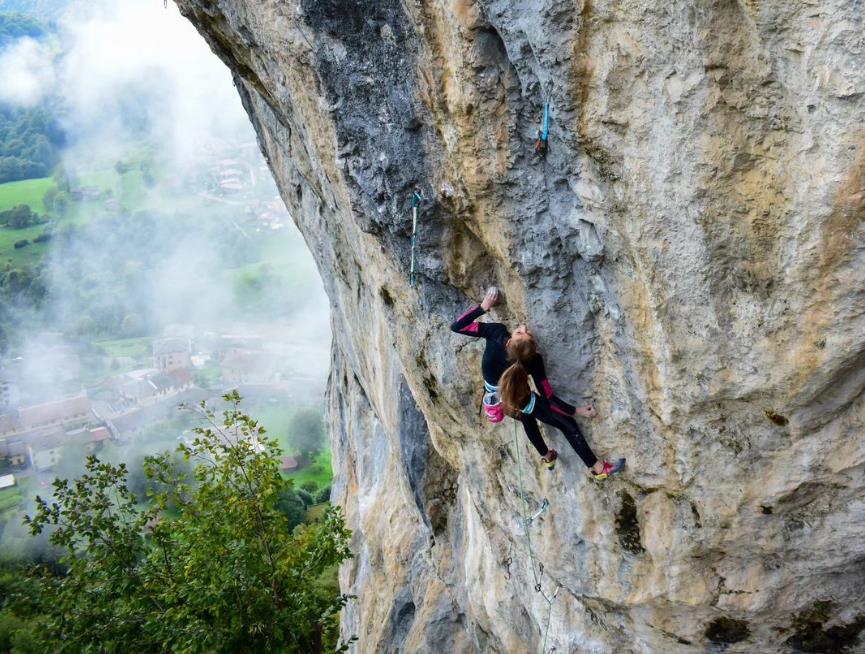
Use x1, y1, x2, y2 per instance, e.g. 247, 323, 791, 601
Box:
0, 488, 23, 514
0, 223, 50, 267
251, 404, 298, 455
77, 170, 116, 191
247, 403, 332, 490
78, 169, 147, 209
0, 177, 53, 213
96, 336, 153, 359
284, 450, 332, 491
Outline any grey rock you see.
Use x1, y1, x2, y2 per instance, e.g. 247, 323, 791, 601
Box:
175, 1, 865, 652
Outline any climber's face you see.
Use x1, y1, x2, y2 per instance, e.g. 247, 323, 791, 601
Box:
512, 325, 533, 342
507, 325, 538, 361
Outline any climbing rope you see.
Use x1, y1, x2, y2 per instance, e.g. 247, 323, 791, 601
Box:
409, 189, 423, 288
510, 419, 562, 654
542, 102, 550, 142
533, 102, 551, 158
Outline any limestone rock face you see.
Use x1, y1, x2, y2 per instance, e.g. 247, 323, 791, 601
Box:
174, 1, 865, 652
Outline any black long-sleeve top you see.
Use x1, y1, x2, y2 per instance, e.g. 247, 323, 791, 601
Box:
450, 305, 576, 417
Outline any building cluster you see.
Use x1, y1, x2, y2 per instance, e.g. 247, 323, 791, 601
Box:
214, 158, 248, 195
0, 338, 194, 475
0, 394, 112, 472
0, 327, 314, 477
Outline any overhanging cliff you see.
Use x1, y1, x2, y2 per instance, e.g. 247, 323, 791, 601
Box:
174, 1, 865, 652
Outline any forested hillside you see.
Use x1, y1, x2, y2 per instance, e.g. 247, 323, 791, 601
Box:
0, 15, 64, 184
0, 107, 64, 183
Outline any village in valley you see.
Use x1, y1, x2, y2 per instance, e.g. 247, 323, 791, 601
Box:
0, 7, 341, 647
0, 135, 331, 524
0, 324, 328, 495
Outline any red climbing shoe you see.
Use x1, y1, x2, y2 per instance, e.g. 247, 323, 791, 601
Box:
541, 449, 558, 470
593, 458, 625, 481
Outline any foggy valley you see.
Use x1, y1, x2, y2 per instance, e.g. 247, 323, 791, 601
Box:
0, 0, 332, 563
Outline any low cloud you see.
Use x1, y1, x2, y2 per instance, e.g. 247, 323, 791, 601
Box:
0, 37, 56, 106
57, 1, 252, 169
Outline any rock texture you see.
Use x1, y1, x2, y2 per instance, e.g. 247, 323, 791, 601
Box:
174, 1, 865, 652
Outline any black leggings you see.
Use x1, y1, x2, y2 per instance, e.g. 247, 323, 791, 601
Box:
519, 395, 598, 468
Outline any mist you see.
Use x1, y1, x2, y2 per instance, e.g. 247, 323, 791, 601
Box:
0, 0, 332, 560
0, 37, 55, 106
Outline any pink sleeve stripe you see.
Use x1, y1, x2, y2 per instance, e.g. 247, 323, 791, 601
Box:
552, 404, 571, 417
541, 380, 553, 398
460, 322, 479, 334
456, 307, 479, 322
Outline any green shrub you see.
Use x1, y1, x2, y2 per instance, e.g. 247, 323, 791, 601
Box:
297, 489, 315, 508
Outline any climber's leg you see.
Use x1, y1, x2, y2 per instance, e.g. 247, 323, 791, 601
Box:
534, 403, 599, 469
519, 412, 550, 457
534, 404, 626, 478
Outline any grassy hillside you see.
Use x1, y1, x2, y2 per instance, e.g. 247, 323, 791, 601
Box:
284, 450, 332, 490
0, 223, 48, 267
96, 336, 153, 359
0, 177, 52, 212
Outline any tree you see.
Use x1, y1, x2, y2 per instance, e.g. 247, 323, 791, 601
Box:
297, 489, 315, 508
25, 392, 353, 653
120, 312, 143, 337
70, 315, 96, 337
288, 408, 325, 465
275, 486, 308, 531
0, 105, 63, 183
0, 205, 40, 229
42, 186, 58, 213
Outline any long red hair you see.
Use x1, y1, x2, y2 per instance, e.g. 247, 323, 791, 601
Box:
499, 333, 538, 417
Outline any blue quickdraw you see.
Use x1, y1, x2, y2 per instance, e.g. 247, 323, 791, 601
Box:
534, 102, 551, 157
542, 102, 550, 142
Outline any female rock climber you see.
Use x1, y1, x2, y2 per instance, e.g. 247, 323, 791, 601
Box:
450, 287, 625, 480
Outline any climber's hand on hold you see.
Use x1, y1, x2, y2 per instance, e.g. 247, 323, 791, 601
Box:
480, 287, 501, 311
575, 405, 597, 418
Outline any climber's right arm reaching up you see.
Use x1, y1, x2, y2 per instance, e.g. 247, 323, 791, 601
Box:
450, 287, 501, 337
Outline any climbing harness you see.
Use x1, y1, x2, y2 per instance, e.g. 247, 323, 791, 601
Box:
533, 103, 550, 158
507, 418, 562, 654
482, 381, 537, 422
409, 189, 423, 288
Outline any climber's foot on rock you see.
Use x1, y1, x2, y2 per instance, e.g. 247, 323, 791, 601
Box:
541, 449, 558, 470
575, 405, 597, 418
592, 458, 625, 481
